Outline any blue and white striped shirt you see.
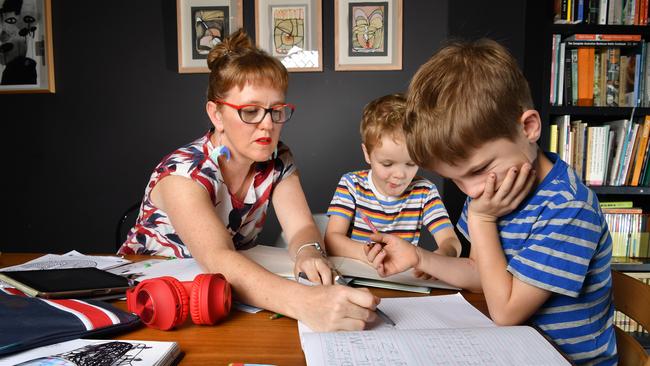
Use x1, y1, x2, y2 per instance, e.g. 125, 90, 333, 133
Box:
458, 153, 617, 365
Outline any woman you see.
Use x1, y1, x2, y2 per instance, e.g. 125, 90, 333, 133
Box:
118, 29, 378, 331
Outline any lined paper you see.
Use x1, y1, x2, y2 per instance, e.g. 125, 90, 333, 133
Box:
302, 326, 570, 366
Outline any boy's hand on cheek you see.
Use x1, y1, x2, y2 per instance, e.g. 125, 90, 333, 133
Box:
468, 163, 536, 223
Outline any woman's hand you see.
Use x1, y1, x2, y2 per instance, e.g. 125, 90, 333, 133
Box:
296, 285, 379, 331
293, 245, 334, 285
364, 233, 420, 277
468, 164, 536, 223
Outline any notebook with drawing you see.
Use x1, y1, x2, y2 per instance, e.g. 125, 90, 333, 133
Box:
298, 293, 570, 366
0, 339, 181, 366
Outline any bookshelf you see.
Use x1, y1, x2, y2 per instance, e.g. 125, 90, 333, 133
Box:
525, 0, 650, 347
525, 0, 650, 265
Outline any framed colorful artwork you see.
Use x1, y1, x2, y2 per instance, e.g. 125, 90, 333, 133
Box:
334, 0, 402, 71
255, 0, 323, 72
176, 0, 243, 73
0, 0, 55, 94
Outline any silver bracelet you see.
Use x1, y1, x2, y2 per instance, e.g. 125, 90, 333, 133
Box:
295, 242, 326, 258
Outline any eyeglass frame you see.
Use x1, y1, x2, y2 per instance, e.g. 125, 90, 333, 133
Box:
214, 99, 295, 124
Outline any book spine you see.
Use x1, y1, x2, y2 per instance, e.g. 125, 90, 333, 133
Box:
565, 40, 641, 47
572, 49, 579, 105
607, 47, 621, 107
551, 35, 559, 105
599, 0, 609, 23
594, 51, 602, 105
601, 201, 635, 208
556, 43, 566, 105
550, 124, 559, 153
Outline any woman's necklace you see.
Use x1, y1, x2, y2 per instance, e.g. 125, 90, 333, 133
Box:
222, 159, 255, 203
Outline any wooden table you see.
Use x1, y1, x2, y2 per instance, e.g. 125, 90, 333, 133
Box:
0, 253, 489, 366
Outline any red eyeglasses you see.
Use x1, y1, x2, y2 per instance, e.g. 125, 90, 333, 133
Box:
215, 100, 295, 124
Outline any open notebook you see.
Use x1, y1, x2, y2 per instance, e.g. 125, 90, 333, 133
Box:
242, 245, 458, 292
298, 293, 570, 366
134, 245, 458, 292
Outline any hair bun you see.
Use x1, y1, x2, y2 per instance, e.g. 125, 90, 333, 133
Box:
207, 29, 254, 71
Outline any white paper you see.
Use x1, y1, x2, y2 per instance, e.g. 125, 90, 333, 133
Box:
105, 258, 168, 278
0, 251, 131, 272
136, 258, 203, 281
301, 326, 570, 366
298, 293, 494, 334
0, 339, 180, 366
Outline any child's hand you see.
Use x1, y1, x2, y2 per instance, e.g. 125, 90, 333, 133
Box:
468, 163, 536, 223
364, 233, 420, 277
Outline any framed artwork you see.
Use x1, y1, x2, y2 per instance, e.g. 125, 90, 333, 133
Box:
255, 0, 322, 72
0, 0, 55, 94
334, 0, 402, 71
176, 0, 243, 73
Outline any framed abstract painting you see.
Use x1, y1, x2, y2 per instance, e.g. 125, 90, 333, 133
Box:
176, 0, 243, 73
334, 0, 402, 71
0, 0, 55, 94
255, 0, 323, 72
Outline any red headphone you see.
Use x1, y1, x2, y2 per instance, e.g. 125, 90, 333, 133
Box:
127, 273, 231, 330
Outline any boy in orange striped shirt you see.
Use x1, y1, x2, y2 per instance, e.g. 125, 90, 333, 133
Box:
324, 94, 461, 271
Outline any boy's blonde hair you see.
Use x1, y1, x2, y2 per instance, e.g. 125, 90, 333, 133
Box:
404, 38, 534, 168
361, 93, 406, 153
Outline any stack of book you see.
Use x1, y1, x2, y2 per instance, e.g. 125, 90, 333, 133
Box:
550, 115, 650, 186
554, 0, 650, 25
549, 33, 646, 108
601, 201, 650, 257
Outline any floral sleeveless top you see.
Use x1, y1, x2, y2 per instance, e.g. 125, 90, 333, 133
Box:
118, 129, 296, 258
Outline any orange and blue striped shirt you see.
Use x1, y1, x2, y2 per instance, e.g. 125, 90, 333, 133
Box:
327, 170, 452, 245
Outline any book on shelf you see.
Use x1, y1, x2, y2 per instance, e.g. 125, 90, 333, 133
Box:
631, 116, 650, 185
549, 33, 647, 107
600, 201, 634, 208
565, 34, 643, 42
547, 116, 650, 187
0, 339, 181, 366
603, 207, 650, 257
553, 0, 650, 24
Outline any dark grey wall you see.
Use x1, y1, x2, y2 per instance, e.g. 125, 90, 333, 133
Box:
0, 1, 527, 254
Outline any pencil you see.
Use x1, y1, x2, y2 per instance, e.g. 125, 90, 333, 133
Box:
269, 313, 284, 320
358, 209, 378, 233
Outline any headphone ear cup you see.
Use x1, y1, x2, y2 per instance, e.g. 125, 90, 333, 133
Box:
128, 276, 189, 331
189, 273, 232, 325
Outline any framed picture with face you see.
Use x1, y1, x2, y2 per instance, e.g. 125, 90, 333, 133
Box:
255, 0, 323, 72
334, 0, 402, 71
176, 0, 243, 73
0, 0, 55, 94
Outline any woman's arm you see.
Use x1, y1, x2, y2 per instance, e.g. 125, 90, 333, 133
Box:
325, 215, 369, 262
152, 175, 379, 331
272, 173, 334, 284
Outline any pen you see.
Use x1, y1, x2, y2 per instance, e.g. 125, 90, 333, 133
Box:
299, 272, 396, 326
328, 268, 396, 327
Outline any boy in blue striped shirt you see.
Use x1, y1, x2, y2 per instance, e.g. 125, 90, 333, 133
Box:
366, 39, 617, 365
